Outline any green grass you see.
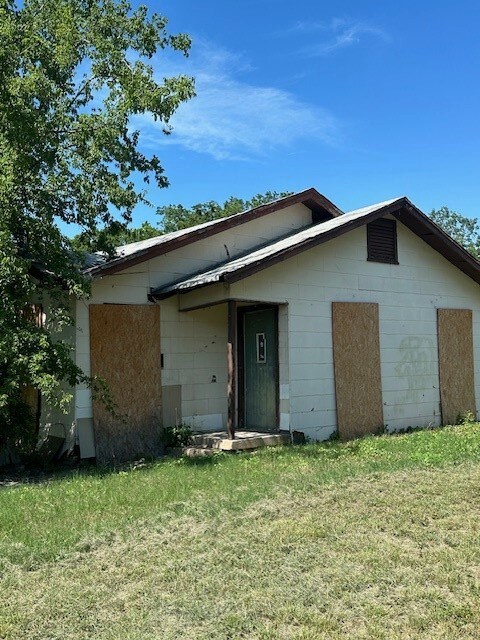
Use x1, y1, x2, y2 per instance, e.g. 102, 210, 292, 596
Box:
2, 424, 480, 638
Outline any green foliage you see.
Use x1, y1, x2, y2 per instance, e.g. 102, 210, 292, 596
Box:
430, 206, 480, 259
158, 190, 294, 234
162, 423, 193, 448
0, 0, 194, 450
70, 221, 159, 253
0, 395, 37, 457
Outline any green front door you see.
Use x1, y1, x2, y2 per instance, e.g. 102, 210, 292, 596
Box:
243, 307, 278, 430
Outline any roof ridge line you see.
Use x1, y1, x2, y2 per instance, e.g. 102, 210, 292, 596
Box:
85, 188, 342, 277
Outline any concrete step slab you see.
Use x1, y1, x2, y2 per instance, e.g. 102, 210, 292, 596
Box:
190, 431, 291, 452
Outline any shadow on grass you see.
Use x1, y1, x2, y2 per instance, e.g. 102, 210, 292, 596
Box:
0, 449, 231, 488
172, 453, 229, 467
2, 422, 475, 488
0, 459, 99, 488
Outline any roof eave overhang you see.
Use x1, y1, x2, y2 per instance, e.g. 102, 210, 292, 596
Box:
222, 199, 480, 287
394, 202, 480, 286
151, 277, 223, 301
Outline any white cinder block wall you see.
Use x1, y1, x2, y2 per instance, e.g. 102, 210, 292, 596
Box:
230, 221, 480, 440
160, 300, 228, 431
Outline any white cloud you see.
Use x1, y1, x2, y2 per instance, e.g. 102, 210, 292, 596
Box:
135, 40, 340, 161
289, 18, 388, 56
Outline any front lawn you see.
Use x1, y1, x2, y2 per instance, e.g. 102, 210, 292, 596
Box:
2, 424, 480, 639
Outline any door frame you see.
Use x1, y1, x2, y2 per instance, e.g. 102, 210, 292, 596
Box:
237, 304, 280, 431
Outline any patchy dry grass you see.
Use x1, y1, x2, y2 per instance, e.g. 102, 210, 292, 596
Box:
2, 424, 480, 638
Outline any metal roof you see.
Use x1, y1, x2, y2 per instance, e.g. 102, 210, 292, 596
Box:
151, 196, 480, 299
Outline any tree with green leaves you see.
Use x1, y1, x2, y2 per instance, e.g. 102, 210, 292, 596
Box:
430, 206, 480, 259
158, 191, 293, 233
0, 0, 194, 452
70, 221, 159, 253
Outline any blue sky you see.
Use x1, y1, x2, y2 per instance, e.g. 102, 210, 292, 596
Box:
127, 0, 480, 227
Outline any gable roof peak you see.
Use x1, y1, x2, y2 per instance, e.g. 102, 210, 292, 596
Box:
344, 196, 408, 217
86, 187, 342, 277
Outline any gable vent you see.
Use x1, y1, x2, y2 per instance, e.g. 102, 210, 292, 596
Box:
367, 218, 398, 264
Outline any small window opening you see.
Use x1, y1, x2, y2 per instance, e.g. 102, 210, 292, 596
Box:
367, 218, 398, 264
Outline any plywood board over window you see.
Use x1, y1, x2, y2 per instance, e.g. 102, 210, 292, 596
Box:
332, 302, 383, 440
90, 304, 162, 463
437, 309, 476, 425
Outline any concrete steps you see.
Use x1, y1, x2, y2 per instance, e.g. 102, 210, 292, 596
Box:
191, 431, 291, 451
168, 431, 291, 458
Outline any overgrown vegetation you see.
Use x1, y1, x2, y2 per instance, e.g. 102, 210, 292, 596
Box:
0, 0, 194, 450
2, 424, 480, 638
161, 423, 193, 448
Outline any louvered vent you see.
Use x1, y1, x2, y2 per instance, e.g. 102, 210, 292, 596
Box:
367, 218, 398, 264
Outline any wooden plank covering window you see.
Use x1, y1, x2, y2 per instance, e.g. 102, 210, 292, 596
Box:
89, 304, 162, 463
332, 302, 384, 440
367, 218, 398, 264
437, 309, 476, 425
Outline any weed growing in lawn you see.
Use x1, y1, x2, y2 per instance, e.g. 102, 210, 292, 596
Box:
161, 423, 194, 448
457, 410, 477, 425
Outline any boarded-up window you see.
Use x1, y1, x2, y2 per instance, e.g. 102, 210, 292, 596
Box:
332, 302, 384, 440
90, 304, 162, 463
437, 308, 476, 425
367, 218, 398, 264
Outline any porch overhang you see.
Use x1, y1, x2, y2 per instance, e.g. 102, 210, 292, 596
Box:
177, 282, 230, 312
158, 282, 287, 313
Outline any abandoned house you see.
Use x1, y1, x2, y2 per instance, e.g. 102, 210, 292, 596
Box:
31, 189, 480, 462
